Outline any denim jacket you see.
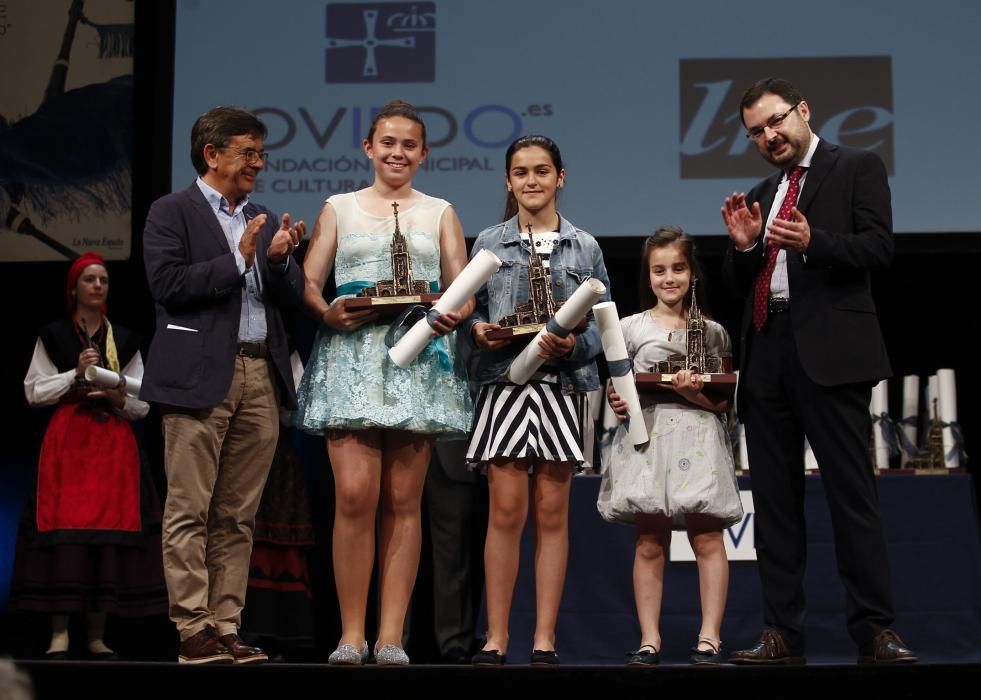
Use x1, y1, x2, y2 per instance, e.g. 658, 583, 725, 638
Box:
466, 213, 611, 394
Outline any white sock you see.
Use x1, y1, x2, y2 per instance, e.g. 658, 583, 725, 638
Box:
87, 612, 115, 655
47, 615, 69, 654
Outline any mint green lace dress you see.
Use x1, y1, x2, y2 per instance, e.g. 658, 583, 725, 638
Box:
293, 191, 472, 436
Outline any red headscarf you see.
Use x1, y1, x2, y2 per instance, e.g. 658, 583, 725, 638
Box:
66, 252, 108, 315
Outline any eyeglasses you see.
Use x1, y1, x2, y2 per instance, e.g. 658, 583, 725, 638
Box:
218, 146, 269, 165
745, 101, 802, 140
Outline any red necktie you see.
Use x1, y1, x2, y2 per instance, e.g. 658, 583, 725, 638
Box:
752, 165, 805, 330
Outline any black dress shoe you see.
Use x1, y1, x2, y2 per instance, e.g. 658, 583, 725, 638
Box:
858, 629, 918, 664
89, 651, 120, 661
44, 651, 69, 660
472, 648, 506, 666
441, 647, 470, 664
729, 629, 805, 665
529, 649, 560, 666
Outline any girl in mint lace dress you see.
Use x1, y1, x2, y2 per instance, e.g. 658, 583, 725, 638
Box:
294, 101, 472, 666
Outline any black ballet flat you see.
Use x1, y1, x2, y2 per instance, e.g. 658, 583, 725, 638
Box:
626, 644, 660, 667
472, 648, 506, 666
690, 636, 723, 665
530, 649, 560, 666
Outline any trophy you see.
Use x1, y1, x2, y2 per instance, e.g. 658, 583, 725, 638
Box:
486, 224, 582, 341
634, 285, 737, 396
344, 201, 441, 317
906, 398, 947, 471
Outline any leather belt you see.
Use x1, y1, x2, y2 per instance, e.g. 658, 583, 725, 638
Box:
236, 341, 268, 358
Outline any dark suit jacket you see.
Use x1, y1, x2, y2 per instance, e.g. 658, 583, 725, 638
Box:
724, 139, 893, 389
141, 183, 304, 410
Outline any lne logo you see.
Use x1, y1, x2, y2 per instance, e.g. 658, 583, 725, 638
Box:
678, 57, 894, 179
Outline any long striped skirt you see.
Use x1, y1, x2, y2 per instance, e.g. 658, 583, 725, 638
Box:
466, 372, 587, 471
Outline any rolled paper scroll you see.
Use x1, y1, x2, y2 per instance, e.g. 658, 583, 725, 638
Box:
84, 365, 142, 398
388, 249, 502, 368
736, 422, 750, 471
870, 379, 891, 470
593, 301, 647, 445
804, 438, 819, 471
507, 278, 607, 385
936, 368, 960, 468
900, 375, 920, 466
289, 351, 304, 390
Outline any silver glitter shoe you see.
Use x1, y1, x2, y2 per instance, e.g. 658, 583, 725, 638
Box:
374, 643, 410, 666
328, 641, 369, 665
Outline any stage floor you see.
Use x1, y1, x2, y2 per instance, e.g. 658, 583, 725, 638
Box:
14, 659, 981, 699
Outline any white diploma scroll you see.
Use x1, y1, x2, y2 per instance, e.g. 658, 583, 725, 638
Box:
387, 249, 502, 368
900, 375, 920, 466
804, 438, 819, 471
736, 422, 750, 471
289, 351, 305, 391
84, 365, 142, 398
506, 278, 607, 385
593, 301, 647, 445
870, 379, 891, 470
936, 368, 959, 468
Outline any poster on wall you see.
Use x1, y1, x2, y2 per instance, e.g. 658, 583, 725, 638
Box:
0, 0, 133, 262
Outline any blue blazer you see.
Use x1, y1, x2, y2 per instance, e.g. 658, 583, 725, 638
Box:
141, 183, 304, 409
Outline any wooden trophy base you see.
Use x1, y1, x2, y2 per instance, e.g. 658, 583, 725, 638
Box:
485, 323, 544, 342
344, 293, 442, 318
635, 372, 738, 399
484, 318, 588, 343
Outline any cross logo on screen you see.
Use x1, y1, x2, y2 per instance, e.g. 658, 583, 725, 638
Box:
325, 2, 435, 83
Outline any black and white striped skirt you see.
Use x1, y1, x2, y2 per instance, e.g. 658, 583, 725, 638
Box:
466, 372, 587, 469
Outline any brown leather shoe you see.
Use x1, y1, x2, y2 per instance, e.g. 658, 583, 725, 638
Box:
729, 629, 806, 665
858, 629, 918, 664
178, 627, 234, 665
219, 633, 269, 665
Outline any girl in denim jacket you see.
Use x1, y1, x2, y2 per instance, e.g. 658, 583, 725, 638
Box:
466, 135, 610, 666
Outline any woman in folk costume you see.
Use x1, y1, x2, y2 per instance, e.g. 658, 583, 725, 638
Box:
12, 252, 166, 659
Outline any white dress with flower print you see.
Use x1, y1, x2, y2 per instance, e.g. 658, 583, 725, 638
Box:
597, 311, 743, 529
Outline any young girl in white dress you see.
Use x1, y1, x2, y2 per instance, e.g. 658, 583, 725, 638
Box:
598, 226, 742, 665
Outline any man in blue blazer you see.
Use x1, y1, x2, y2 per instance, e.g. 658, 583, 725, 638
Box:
721, 78, 915, 665
142, 107, 305, 664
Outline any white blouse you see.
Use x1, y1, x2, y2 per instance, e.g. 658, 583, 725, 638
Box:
24, 338, 150, 421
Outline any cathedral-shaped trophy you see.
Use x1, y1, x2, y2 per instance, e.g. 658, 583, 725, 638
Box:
635, 285, 737, 395
345, 202, 440, 316
485, 225, 579, 341
906, 398, 947, 472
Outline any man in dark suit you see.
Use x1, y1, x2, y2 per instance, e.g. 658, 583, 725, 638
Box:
142, 107, 305, 664
721, 78, 915, 664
